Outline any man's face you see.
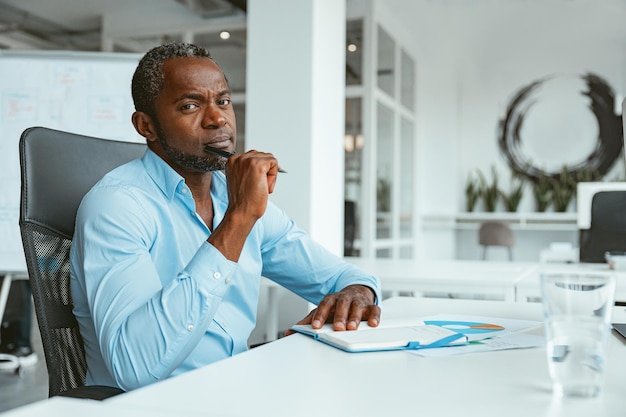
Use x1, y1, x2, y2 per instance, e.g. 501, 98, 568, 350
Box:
150, 56, 237, 173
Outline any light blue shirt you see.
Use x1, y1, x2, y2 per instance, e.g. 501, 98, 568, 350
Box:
70, 149, 380, 391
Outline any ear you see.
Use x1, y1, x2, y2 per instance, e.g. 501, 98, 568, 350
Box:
132, 111, 158, 144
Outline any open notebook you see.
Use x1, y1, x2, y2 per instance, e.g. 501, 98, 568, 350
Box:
291, 313, 543, 353
290, 317, 468, 353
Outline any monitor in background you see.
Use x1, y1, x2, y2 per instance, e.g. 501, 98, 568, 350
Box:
576, 99, 626, 262
579, 190, 626, 263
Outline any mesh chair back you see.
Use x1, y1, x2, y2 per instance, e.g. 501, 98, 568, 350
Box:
18, 127, 146, 397
579, 191, 626, 263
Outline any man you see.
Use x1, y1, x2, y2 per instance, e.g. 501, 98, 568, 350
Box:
70, 42, 381, 391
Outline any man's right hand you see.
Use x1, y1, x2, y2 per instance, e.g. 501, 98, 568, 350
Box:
207, 150, 281, 262
225, 150, 280, 220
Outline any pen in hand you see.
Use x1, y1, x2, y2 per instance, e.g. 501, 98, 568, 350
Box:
204, 145, 287, 173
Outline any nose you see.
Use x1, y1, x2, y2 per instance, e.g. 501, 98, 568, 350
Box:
202, 105, 227, 128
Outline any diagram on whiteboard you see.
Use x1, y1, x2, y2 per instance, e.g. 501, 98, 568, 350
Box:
0, 51, 144, 271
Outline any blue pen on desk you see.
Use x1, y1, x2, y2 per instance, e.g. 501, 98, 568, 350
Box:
204, 145, 287, 173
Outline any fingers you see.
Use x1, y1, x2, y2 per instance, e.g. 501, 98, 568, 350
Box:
224, 151, 281, 220
311, 298, 333, 329
367, 305, 381, 328
296, 309, 316, 326
309, 285, 380, 331
284, 309, 316, 336
331, 296, 352, 331
336, 300, 380, 331
230, 150, 280, 178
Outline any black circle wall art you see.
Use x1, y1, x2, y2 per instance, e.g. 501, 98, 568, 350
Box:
498, 73, 623, 183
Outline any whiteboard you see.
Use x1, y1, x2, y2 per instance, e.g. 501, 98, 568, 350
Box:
0, 50, 144, 272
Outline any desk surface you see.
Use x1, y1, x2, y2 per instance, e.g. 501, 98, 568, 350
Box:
0, 396, 207, 417
108, 296, 626, 417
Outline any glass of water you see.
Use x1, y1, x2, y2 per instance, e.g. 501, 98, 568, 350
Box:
540, 269, 616, 398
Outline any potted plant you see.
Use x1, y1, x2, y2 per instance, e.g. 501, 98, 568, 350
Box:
551, 166, 577, 212
532, 174, 552, 212
465, 171, 481, 212
574, 167, 601, 183
500, 174, 525, 212
376, 177, 391, 212
478, 167, 500, 212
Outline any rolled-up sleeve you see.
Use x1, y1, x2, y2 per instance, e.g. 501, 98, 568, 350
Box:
258, 203, 381, 305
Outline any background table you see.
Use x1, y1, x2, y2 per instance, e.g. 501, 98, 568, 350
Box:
107, 296, 626, 417
516, 262, 626, 303
347, 258, 538, 301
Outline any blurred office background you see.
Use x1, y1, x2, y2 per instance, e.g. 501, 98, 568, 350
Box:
1, 0, 626, 411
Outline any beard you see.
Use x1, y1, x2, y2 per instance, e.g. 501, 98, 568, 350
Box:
155, 122, 226, 172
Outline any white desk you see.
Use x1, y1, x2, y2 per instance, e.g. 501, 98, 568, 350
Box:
0, 396, 207, 417
108, 296, 626, 417
347, 258, 538, 301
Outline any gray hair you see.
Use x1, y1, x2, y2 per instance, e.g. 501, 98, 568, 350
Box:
131, 42, 213, 118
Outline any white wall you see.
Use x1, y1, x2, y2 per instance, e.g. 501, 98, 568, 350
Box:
246, 0, 347, 343
379, 0, 626, 260
246, 0, 346, 253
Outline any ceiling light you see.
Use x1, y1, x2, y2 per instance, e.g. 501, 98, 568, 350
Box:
219, 31, 231, 40
347, 43, 358, 52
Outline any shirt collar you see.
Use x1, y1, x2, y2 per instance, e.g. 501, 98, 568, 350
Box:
141, 148, 185, 200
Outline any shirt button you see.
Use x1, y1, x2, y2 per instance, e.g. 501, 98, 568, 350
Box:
187, 324, 194, 332
225, 277, 232, 284
182, 188, 188, 194
213, 271, 221, 280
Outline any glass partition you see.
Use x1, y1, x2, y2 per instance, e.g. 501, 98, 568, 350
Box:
377, 25, 395, 97
400, 50, 415, 111
344, 97, 364, 256
343, 13, 416, 259
346, 20, 363, 86
399, 116, 414, 239
376, 101, 394, 239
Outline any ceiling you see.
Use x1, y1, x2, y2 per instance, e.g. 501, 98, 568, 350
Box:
0, 0, 246, 52
3, 0, 626, 93
0, 0, 247, 51
3, 0, 626, 54
0, 0, 249, 90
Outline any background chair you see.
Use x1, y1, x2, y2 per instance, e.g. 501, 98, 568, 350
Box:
478, 221, 514, 261
344, 200, 357, 256
19, 126, 146, 399
579, 191, 626, 263
0, 273, 30, 375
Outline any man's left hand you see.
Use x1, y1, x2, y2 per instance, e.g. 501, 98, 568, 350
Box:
286, 285, 381, 335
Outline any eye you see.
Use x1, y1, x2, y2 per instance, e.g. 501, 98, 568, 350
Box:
218, 98, 231, 106
181, 103, 199, 111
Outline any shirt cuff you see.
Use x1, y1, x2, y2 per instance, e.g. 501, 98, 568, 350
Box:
181, 241, 238, 296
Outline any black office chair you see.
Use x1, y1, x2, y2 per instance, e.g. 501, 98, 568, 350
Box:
479, 221, 515, 261
579, 191, 626, 263
18, 126, 146, 399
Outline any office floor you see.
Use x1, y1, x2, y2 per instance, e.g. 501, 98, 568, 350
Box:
0, 310, 48, 413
